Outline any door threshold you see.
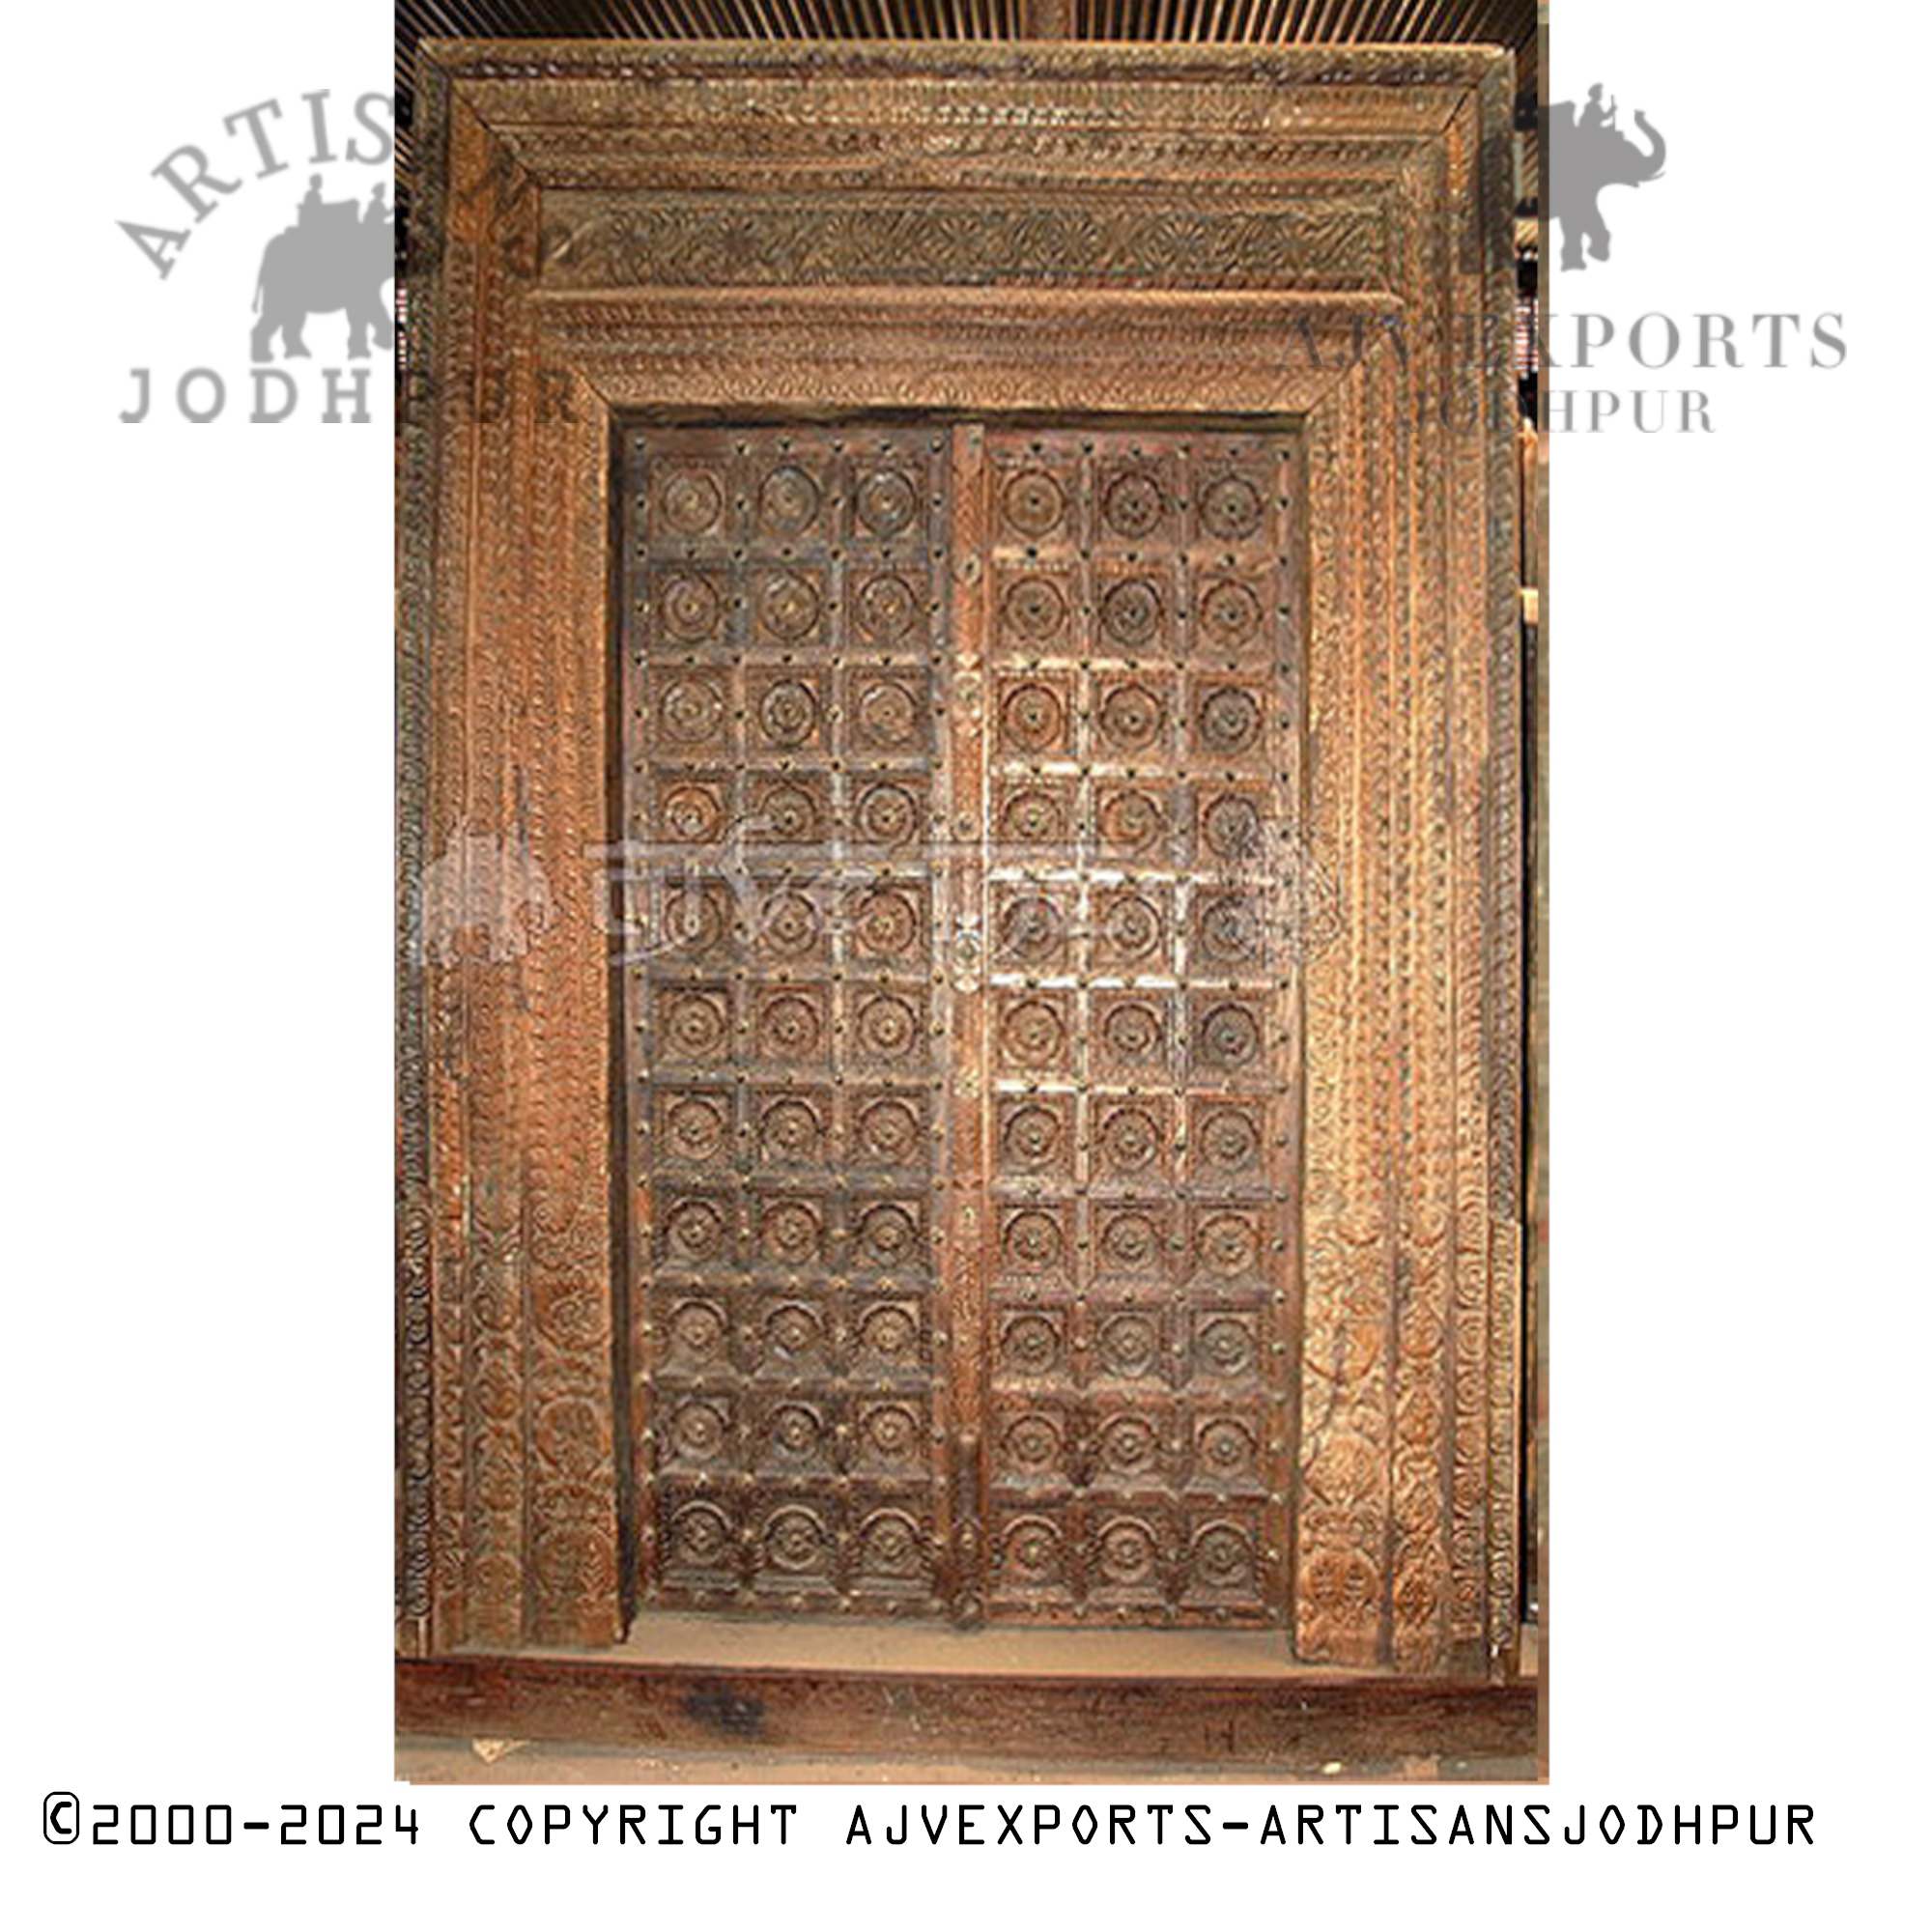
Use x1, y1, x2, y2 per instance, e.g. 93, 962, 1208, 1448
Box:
397, 1616, 1536, 1775
550, 1611, 1357, 1680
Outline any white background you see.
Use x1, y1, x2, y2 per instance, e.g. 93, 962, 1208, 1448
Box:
5, 4, 1928, 1927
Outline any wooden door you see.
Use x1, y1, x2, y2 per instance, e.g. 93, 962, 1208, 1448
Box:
622, 418, 1303, 1629
623, 420, 964, 1619
401, 42, 1524, 1685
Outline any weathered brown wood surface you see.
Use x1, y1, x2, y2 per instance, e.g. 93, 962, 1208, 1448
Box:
396, 1653, 1536, 1771
399, 40, 1523, 1699
622, 419, 1308, 1631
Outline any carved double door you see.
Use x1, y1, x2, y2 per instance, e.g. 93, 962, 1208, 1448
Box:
622, 418, 1304, 1631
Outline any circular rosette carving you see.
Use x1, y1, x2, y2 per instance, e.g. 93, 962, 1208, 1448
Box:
767, 1402, 824, 1462
757, 570, 823, 642
1198, 577, 1265, 653
1201, 792, 1264, 862
1003, 469, 1067, 539
662, 884, 729, 957
764, 1301, 824, 1362
852, 780, 922, 849
1001, 1410, 1064, 1478
1000, 1312, 1062, 1377
852, 673, 923, 752
1196, 1316, 1256, 1378
664, 1093, 728, 1164
1098, 890, 1164, 968
1097, 1207, 1162, 1274
853, 570, 923, 642
657, 671, 726, 748
1189, 1521, 1256, 1590
667, 1299, 726, 1366
1002, 1208, 1065, 1274
757, 1096, 824, 1165
1095, 1413, 1160, 1482
855, 1509, 925, 1580
855, 1200, 921, 1271
755, 677, 822, 751
1198, 473, 1267, 543
759, 1198, 823, 1266
1001, 1516, 1064, 1586
1197, 684, 1264, 757
762, 1506, 830, 1577
1002, 574, 1069, 643
1094, 1518, 1160, 1587
755, 888, 823, 961
658, 571, 724, 644
1097, 1312, 1161, 1379
857, 1302, 919, 1364
861, 1403, 922, 1469
1102, 469, 1166, 540
664, 1196, 728, 1264
1196, 1417, 1257, 1484
1000, 1100, 1065, 1174
854, 1094, 922, 1166
659, 782, 725, 844
757, 991, 824, 1062
999, 995, 1067, 1070
855, 468, 921, 538
849, 886, 922, 962
661, 990, 728, 1062
998, 679, 1066, 754
1195, 1104, 1261, 1176
668, 1500, 735, 1572
1095, 785, 1166, 855
757, 462, 820, 536
1096, 677, 1167, 754
1197, 892, 1264, 966
1197, 1000, 1263, 1072
1197, 1211, 1261, 1278
667, 1397, 728, 1464
1099, 578, 1164, 652
658, 467, 724, 538
1096, 1105, 1161, 1177
753, 780, 825, 844
998, 892, 1066, 967
855, 990, 922, 1061
998, 784, 1066, 846
1098, 997, 1164, 1068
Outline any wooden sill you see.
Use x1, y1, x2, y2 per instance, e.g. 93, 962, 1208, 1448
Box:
397, 1615, 1538, 1777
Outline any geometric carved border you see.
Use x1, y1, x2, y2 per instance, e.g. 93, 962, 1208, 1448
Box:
398, 40, 1521, 1679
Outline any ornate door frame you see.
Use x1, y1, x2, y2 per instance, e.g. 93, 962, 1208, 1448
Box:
397, 40, 1523, 1694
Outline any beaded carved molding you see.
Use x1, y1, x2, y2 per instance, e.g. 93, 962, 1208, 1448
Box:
397, 40, 1523, 1679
